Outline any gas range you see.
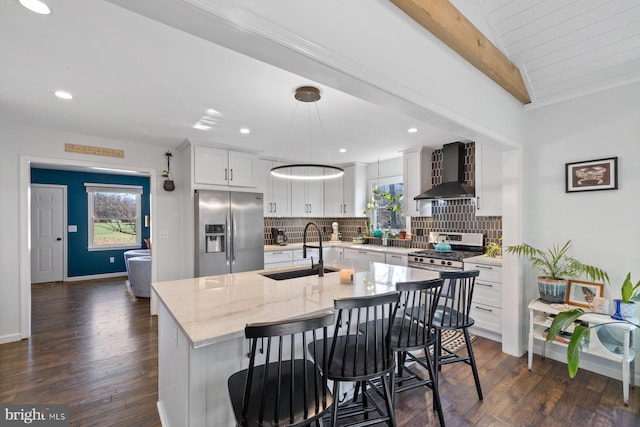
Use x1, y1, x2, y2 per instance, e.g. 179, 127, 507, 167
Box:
408, 232, 484, 271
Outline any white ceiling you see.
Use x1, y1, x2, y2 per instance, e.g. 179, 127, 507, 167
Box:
2, 0, 639, 166
481, 0, 640, 105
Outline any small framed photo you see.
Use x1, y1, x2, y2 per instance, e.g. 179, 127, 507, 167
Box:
566, 157, 618, 193
566, 280, 604, 307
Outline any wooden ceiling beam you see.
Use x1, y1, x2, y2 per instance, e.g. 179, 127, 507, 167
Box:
390, 0, 531, 104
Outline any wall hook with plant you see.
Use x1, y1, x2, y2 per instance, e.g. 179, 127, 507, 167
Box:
163, 151, 175, 191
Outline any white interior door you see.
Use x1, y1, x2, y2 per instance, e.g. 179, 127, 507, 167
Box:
31, 185, 65, 284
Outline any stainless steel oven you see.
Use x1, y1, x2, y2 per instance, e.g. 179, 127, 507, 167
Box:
408, 232, 483, 272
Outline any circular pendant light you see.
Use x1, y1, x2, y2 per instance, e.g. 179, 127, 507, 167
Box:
270, 86, 344, 180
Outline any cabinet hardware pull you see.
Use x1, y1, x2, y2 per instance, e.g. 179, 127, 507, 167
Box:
475, 306, 493, 312
225, 168, 228, 181
273, 202, 277, 212
230, 169, 233, 181
474, 265, 493, 269
476, 196, 480, 210
416, 200, 419, 212
477, 283, 493, 287
272, 251, 282, 254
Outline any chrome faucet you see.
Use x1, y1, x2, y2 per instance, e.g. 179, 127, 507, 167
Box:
303, 222, 324, 277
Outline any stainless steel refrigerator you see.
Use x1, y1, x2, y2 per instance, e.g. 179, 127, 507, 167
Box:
195, 190, 264, 276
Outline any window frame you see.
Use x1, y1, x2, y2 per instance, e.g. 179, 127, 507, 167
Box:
368, 176, 405, 231
85, 183, 143, 251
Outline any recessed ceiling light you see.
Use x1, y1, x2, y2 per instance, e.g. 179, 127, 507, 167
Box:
339, 148, 347, 153
408, 127, 418, 133
240, 128, 250, 134
193, 123, 211, 131
19, 0, 51, 15
54, 90, 72, 100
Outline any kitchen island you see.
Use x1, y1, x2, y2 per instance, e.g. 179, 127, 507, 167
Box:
152, 261, 439, 427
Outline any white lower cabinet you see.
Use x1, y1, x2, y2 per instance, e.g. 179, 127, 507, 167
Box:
324, 247, 344, 262
464, 258, 502, 341
343, 248, 386, 263
264, 250, 293, 270
385, 253, 408, 266
292, 248, 328, 266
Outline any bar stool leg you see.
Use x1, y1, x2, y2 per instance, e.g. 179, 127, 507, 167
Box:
463, 328, 483, 401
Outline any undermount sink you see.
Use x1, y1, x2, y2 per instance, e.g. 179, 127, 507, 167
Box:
261, 267, 339, 281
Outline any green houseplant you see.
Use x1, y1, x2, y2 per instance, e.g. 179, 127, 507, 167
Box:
485, 237, 502, 258
505, 240, 609, 303
615, 272, 640, 319
363, 189, 404, 234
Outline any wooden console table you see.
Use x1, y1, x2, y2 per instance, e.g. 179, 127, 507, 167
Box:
528, 298, 637, 405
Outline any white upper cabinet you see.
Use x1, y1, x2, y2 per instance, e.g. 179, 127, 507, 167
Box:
291, 167, 324, 217
475, 142, 503, 217
194, 144, 258, 187
324, 164, 366, 217
258, 160, 291, 217
403, 147, 434, 217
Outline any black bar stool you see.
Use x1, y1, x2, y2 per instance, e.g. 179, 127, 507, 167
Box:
315, 292, 400, 427
432, 269, 483, 401
358, 279, 446, 426
227, 311, 335, 427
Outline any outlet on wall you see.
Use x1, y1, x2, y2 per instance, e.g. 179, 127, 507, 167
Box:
109, 257, 115, 263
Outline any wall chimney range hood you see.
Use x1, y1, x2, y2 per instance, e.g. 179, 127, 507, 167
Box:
414, 142, 475, 200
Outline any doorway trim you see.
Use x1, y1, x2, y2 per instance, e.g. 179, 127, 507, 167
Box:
30, 184, 68, 283
19, 155, 157, 339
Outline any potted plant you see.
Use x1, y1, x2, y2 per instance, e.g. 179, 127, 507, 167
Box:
505, 240, 609, 303
485, 237, 502, 258
612, 272, 640, 320
162, 151, 175, 192
363, 189, 404, 234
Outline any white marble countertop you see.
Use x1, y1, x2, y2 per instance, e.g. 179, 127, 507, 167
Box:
152, 261, 439, 349
464, 254, 502, 266
264, 242, 418, 255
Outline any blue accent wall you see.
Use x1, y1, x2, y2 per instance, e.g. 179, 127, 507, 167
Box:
31, 168, 151, 278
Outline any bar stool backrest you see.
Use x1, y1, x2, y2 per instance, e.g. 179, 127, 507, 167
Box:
230, 311, 335, 427
395, 278, 444, 350
328, 291, 400, 381
437, 270, 480, 329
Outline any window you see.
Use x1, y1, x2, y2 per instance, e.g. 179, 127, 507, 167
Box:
85, 183, 143, 250
368, 176, 405, 231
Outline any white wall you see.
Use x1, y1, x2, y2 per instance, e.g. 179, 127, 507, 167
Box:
524, 82, 640, 297
0, 117, 185, 343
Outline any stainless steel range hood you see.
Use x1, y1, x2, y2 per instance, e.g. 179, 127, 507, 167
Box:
414, 142, 475, 200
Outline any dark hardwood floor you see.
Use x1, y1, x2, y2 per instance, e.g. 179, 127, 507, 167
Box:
1, 279, 638, 426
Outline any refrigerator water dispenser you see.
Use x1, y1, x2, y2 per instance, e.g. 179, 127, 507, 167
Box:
205, 224, 225, 253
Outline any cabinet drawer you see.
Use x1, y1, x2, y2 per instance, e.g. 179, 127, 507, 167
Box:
263, 261, 293, 270
264, 251, 293, 264
470, 303, 502, 333
385, 254, 408, 266
474, 280, 502, 307
466, 263, 502, 283
292, 248, 322, 261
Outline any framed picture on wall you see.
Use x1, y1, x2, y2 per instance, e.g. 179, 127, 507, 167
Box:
566, 157, 618, 193
566, 280, 604, 308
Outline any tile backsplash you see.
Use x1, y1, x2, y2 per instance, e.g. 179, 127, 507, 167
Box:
263, 141, 502, 250
264, 217, 368, 245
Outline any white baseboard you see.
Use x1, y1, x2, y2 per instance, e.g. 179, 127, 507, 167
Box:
64, 272, 127, 282
157, 401, 168, 427
0, 333, 22, 344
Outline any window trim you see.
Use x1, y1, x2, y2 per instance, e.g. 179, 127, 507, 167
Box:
85, 183, 143, 251
368, 176, 405, 231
